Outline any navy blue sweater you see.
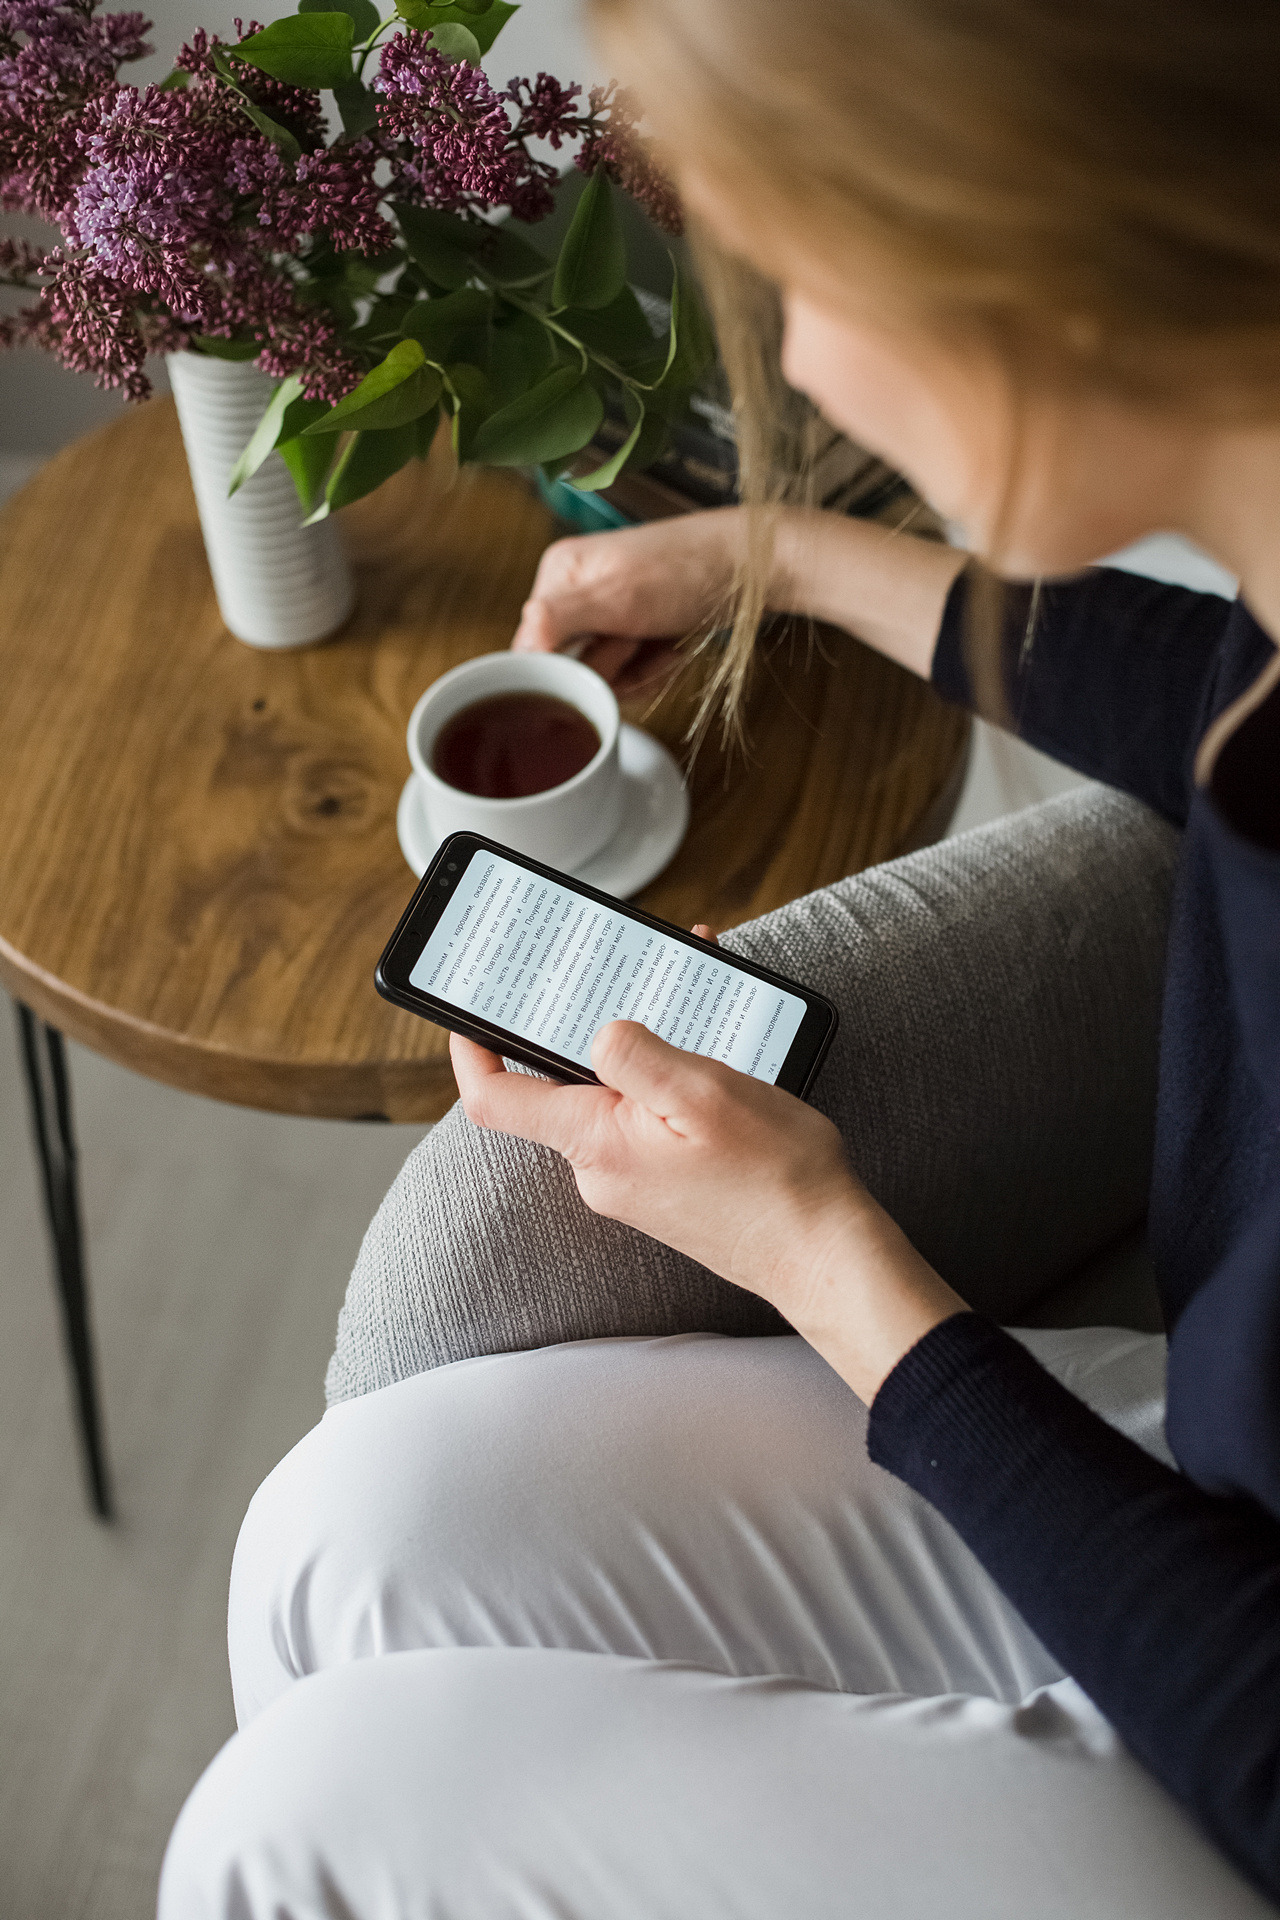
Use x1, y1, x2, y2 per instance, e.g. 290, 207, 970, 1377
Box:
867, 569, 1280, 1900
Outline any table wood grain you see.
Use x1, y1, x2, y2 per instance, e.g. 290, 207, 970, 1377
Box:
0, 400, 968, 1123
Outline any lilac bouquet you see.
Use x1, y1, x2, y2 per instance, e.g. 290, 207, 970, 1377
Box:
0, 0, 712, 519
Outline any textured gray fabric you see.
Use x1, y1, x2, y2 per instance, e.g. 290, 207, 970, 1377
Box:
1021, 1224, 1164, 1335
326, 785, 1180, 1404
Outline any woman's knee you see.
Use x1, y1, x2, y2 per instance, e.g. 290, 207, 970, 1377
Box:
324, 1105, 570, 1402
325, 1099, 782, 1406
165, 1648, 701, 1920
233, 1344, 669, 1723
162, 1654, 495, 1920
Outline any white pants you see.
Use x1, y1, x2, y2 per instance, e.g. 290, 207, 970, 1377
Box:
159, 1330, 1270, 1918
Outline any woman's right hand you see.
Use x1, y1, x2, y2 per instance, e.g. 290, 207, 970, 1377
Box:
511, 507, 749, 697
512, 502, 966, 693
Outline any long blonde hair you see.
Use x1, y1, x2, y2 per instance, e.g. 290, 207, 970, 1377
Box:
590, 0, 1280, 730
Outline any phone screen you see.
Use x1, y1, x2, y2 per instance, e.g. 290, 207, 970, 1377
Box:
409, 847, 808, 1086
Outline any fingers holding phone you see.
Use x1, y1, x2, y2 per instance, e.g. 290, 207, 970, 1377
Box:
454, 1012, 862, 1331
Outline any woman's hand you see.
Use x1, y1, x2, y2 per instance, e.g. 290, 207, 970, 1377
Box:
450, 952, 965, 1403
511, 509, 748, 696
512, 504, 967, 691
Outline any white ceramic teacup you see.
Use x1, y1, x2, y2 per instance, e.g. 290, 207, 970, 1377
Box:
407, 651, 623, 869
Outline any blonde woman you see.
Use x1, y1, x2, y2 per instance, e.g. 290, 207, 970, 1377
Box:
162, 3, 1280, 1914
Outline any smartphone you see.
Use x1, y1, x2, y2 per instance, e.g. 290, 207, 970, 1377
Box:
376, 832, 839, 1099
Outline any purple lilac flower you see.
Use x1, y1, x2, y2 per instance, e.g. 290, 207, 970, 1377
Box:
20, 247, 151, 395
576, 83, 682, 235
2, 3, 679, 412
256, 309, 358, 403
0, 0, 149, 90
186, 255, 359, 404
1, 84, 105, 215
229, 135, 391, 255
505, 72, 580, 147
176, 24, 324, 149
83, 81, 239, 167
0, 232, 47, 275
1, 0, 151, 216
66, 155, 225, 309
376, 31, 523, 206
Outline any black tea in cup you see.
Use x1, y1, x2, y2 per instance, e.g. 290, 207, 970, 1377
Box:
432, 691, 601, 800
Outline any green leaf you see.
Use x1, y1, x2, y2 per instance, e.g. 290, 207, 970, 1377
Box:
229, 374, 305, 494
307, 423, 419, 521
230, 380, 336, 494
566, 393, 644, 492
401, 287, 493, 361
157, 66, 190, 89
446, 363, 495, 461
557, 285, 656, 369
426, 21, 481, 61
625, 401, 675, 470
280, 393, 334, 440
211, 46, 304, 157
483, 223, 552, 287
190, 335, 260, 361
657, 259, 717, 391
395, 203, 485, 291
395, 0, 517, 54
308, 281, 359, 327
330, 371, 444, 436
333, 78, 379, 136
242, 99, 303, 159
299, 0, 380, 42
413, 407, 441, 460
469, 366, 604, 468
304, 341, 444, 434
234, 14, 354, 91
349, 292, 416, 348
279, 431, 338, 514
463, 0, 518, 51
487, 308, 552, 406
552, 167, 626, 313
340, 253, 386, 297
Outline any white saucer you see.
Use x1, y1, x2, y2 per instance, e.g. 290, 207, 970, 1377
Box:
396, 723, 690, 898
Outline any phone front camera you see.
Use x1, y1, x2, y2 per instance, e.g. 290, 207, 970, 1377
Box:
439, 878, 451, 889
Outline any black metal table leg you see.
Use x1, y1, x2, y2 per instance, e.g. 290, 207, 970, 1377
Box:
15, 1003, 113, 1519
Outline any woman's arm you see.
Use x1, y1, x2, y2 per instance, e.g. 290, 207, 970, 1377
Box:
869, 1310, 1280, 1906
514, 503, 1249, 829
511, 505, 963, 691
934, 565, 1243, 825
769, 507, 964, 678
448, 1018, 963, 1408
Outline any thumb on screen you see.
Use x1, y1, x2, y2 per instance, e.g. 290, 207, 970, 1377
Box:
591, 1019, 706, 1118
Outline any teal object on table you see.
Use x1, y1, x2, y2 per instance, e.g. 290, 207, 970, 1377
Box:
535, 472, 636, 533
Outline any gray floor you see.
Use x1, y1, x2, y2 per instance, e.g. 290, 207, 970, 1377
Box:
0, 1023, 424, 1917
0, 443, 1232, 1919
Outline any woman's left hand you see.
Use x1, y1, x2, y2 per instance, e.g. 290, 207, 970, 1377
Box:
449, 942, 965, 1401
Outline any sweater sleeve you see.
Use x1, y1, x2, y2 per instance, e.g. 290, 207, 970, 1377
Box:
867, 1312, 1280, 1902
933, 568, 1236, 826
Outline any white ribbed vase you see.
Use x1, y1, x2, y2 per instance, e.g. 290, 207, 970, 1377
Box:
168, 352, 354, 650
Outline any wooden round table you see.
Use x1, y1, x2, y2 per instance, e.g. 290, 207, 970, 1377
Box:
0, 399, 968, 1124
0, 399, 966, 1512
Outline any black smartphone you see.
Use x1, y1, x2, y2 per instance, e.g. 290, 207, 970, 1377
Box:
376, 831, 839, 1099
